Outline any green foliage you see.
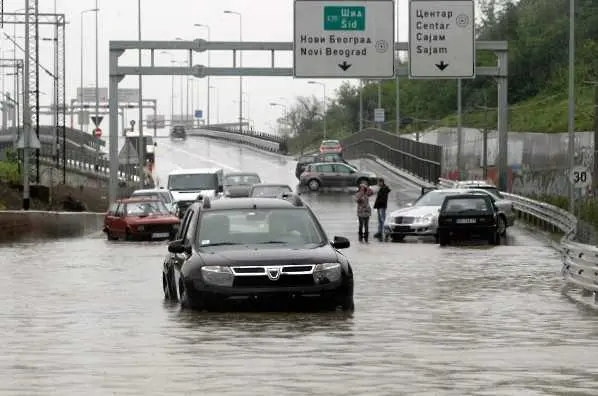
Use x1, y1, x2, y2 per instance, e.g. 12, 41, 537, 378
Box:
282, 0, 598, 149
528, 194, 598, 235
0, 160, 21, 184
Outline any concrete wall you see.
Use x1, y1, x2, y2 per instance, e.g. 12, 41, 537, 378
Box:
0, 211, 105, 243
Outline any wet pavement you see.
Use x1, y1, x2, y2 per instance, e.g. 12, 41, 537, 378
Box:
1, 136, 598, 395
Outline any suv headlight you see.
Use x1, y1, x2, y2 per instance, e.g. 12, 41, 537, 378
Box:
200, 266, 234, 287
313, 263, 341, 284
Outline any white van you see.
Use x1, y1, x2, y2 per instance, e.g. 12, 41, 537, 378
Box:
167, 168, 224, 217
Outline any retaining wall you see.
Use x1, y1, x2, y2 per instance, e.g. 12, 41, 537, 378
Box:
0, 211, 105, 243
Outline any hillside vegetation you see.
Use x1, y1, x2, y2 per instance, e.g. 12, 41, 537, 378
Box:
282, 0, 598, 151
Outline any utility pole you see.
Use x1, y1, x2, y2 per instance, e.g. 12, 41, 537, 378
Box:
457, 79, 463, 179
593, 84, 598, 196
137, 0, 144, 188
377, 81, 382, 129
567, 0, 575, 213
482, 91, 489, 180
359, 80, 363, 131
23, 1, 31, 210
95, 0, 100, 172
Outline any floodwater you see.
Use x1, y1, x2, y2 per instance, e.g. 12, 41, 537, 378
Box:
1, 137, 597, 395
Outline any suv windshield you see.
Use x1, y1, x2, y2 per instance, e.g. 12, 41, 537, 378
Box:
168, 174, 218, 191
126, 201, 170, 216
197, 208, 326, 247
442, 197, 491, 213
224, 174, 261, 186
414, 190, 460, 206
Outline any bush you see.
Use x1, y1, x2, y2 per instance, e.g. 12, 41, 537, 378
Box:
528, 194, 598, 235
0, 161, 21, 184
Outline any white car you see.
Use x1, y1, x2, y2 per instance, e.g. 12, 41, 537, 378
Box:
383, 188, 510, 242
130, 188, 177, 215
167, 168, 224, 217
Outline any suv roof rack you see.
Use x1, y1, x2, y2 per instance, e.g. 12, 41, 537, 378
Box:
279, 192, 304, 207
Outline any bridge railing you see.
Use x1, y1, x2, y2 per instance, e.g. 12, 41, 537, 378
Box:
0, 126, 138, 183
187, 127, 288, 153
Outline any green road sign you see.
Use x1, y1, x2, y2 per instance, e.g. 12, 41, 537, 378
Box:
323, 6, 365, 31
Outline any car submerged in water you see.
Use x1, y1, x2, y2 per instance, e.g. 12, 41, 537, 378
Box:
161, 194, 354, 312
383, 188, 510, 242
103, 197, 180, 241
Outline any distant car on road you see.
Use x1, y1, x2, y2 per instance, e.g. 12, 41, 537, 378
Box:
170, 125, 187, 140
319, 139, 342, 154
295, 152, 355, 179
299, 162, 376, 191
223, 172, 262, 198
248, 183, 293, 198
161, 194, 354, 312
437, 193, 502, 246
103, 197, 180, 241
130, 188, 177, 215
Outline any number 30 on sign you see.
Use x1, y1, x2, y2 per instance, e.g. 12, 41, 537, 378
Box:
569, 166, 591, 188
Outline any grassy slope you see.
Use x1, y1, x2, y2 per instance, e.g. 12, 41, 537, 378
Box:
435, 87, 595, 133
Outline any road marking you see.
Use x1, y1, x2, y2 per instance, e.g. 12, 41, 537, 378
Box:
160, 141, 239, 171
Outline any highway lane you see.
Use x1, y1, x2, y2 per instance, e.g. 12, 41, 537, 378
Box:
0, 136, 597, 395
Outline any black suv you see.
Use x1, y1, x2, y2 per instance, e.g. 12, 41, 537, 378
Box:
170, 125, 187, 140
437, 193, 501, 246
162, 194, 354, 311
295, 152, 354, 179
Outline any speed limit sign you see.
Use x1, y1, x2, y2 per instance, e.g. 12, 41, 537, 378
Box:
569, 166, 591, 188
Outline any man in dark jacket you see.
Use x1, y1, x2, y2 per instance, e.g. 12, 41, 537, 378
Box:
373, 178, 391, 240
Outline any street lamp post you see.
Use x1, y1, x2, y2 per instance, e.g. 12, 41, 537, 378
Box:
308, 81, 327, 139
224, 10, 243, 134
137, 0, 144, 187
175, 37, 184, 125
80, 8, 99, 133
194, 23, 211, 126
209, 85, 219, 123
95, 0, 100, 140
160, 51, 176, 125
567, 0, 575, 213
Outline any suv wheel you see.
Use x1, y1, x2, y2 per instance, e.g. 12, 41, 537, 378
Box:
308, 179, 321, 191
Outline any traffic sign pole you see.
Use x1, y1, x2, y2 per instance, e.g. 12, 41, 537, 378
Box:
293, 0, 395, 78
408, 0, 475, 79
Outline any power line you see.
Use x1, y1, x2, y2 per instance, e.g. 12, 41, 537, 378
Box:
2, 31, 55, 78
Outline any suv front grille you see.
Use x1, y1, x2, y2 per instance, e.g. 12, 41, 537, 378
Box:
231, 264, 316, 288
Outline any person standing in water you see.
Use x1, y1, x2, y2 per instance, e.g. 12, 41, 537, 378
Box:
355, 183, 374, 243
373, 178, 391, 241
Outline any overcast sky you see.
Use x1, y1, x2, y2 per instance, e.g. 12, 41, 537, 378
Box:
1, 0, 412, 134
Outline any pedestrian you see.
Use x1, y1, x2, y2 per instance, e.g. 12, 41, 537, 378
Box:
355, 183, 374, 243
373, 178, 391, 241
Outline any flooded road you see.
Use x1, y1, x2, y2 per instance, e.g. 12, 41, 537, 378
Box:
1, 136, 597, 395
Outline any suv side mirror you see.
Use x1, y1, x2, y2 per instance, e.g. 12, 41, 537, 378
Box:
332, 236, 350, 249
168, 239, 188, 254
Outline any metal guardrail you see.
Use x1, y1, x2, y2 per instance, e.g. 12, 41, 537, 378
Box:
187, 128, 287, 153
1, 126, 139, 183
438, 176, 598, 307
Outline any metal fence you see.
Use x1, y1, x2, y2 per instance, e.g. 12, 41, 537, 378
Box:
341, 128, 443, 183
0, 125, 138, 183
404, 127, 595, 197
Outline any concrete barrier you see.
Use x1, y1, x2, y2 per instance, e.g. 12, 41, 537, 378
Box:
0, 211, 105, 243
187, 128, 283, 152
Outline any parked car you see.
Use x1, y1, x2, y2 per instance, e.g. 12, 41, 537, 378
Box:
161, 194, 354, 312
170, 125, 187, 140
299, 162, 376, 191
319, 139, 342, 154
437, 193, 502, 246
462, 188, 515, 233
223, 172, 262, 198
103, 197, 180, 241
130, 188, 177, 215
295, 153, 354, 179
249, 183, 293, 198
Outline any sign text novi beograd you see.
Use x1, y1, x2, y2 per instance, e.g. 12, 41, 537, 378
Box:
294, 0, 395, 78
408, 0, 475, 79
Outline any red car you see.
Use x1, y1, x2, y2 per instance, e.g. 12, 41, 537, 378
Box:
319, 139, 343, 154
103, 197, 180, 241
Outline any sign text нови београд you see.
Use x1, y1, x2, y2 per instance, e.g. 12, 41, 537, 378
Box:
298, 34, 371, 58
408, 0, 475, 79
323, 6, 365, 31
293, 0, 395, 78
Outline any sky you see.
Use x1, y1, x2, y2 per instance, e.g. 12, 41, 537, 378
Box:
0, 0, 413, 135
